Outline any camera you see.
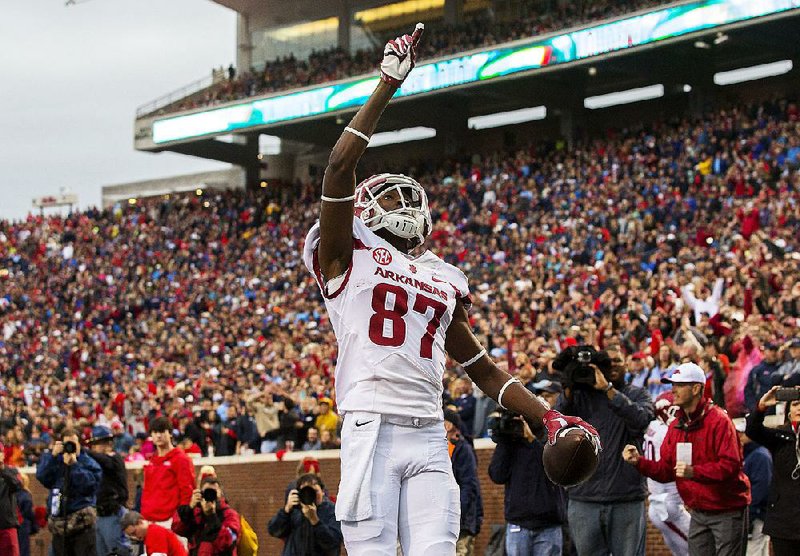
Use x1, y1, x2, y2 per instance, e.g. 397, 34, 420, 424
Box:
775, 387, 800, 402
298, 485, 317, 505
552, 345, 611, 389
63, 441, 78, 454
201, 488, 218, 503
487, 409, 525, 442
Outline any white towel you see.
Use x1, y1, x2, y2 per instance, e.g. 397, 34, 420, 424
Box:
335, 412, 381, 522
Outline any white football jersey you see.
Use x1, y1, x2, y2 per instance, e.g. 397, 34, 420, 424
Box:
643, 419, 679, 496
303, 218, 470, 420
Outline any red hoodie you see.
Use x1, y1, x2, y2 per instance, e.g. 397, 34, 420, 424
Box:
141, 447, 196, 521
637, 399, 750, 512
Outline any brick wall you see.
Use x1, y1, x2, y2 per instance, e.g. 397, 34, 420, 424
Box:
23, 445, 673, 555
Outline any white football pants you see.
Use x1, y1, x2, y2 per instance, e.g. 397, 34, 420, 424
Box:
648, 492, 691, 556
340, 415, 460, 555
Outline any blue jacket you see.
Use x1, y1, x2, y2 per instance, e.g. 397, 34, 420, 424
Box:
558, 384, 654, 503
450, 438, 483, 535
36, 451, 102, 516
744, 361, 780, 412
742, 442, 772, 523
267, 497, 342, 556
455, 395, 476, 436
488, 437, 566, 531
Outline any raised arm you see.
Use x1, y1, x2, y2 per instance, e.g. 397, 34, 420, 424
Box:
317, 24, 423, 282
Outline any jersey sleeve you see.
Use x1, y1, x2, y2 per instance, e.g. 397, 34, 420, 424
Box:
438, 263, 471, 310
302, 220, 372, 300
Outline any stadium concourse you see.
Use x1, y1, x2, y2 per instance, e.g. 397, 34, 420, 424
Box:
1, 96, 798, 469
148, 0, 667, 117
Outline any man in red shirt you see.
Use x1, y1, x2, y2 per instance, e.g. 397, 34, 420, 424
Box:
141, 417, 196, 530
623, 363, 751, 556
121, 511, 187, 556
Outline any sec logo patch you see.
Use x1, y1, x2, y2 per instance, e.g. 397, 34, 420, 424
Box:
372, 248, 392, 265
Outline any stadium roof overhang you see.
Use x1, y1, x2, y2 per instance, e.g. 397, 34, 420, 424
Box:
137, 1, 800, 162
211, 0, 406, 25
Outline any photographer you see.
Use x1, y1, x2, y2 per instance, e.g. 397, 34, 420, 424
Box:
488, 392, 566, 555
745, 383, 800, 556
268, 472, 342, 555
85, 425, 130, 556
35, 428, 102, 556
555, 346, 654, 556
172, 477, 241, 556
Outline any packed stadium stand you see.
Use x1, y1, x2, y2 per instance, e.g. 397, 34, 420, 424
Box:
141, 0, 668, 116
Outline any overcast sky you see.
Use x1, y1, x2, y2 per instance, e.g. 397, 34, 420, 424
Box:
0, 0, 236, 220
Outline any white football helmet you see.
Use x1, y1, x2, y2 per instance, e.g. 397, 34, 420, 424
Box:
354, 173, 432, 247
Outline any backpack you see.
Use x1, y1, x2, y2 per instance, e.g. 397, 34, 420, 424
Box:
238, 515, 259, 556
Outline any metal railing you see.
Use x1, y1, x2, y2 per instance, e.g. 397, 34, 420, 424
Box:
135, 72, 219, 118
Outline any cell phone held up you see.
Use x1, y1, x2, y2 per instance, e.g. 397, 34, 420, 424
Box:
775, 387, 800, 402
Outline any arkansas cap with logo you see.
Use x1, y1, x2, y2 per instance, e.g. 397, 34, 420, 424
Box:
661, 362, 706, 384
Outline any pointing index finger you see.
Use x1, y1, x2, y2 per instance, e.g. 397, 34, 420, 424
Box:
411, 22, 424, 46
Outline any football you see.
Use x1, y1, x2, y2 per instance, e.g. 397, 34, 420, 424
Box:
542, 428, 600, 487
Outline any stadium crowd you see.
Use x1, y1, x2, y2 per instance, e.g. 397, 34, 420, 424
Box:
154, 0, 667, 116
1, 96, 798, 470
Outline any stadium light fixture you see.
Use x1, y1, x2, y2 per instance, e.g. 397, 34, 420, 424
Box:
584, 84, 664, 110
683, 84, 692, 93
713, 32, 729, 45
367, 127, 436, 148
694, 41, 710, 49
713, 60, 793, 86
468, 106, 547, 130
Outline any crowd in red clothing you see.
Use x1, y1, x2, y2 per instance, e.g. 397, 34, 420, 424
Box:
1, 97, 799, 466
151, 0, 665, 117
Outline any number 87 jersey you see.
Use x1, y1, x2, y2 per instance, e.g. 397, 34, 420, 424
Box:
303, 218, 471, 421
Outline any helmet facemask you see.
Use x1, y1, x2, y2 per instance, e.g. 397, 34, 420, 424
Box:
354, 174, 432, 248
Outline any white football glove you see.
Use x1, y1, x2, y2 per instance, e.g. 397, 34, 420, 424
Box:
379, 23, 424, 87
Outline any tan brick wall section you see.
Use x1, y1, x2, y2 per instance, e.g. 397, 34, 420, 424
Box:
22, 446, 672, 555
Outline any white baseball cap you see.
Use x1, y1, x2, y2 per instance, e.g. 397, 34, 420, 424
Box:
661, 362, 706, 384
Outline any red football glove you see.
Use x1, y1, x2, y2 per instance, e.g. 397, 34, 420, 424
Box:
543, 409, 602, 452
379, 23, 424, 87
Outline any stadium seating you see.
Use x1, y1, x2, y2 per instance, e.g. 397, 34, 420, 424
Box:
2, 97, 799, 464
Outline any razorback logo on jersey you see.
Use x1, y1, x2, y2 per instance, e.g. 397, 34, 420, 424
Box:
372, 248, 392, 265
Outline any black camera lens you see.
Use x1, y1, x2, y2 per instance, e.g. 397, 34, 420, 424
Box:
202, 488, 218, 503
63, 441, 77, 454
298, 485, 317, 505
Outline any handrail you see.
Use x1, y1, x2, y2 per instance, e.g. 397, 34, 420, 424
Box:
136, 72, 220, 118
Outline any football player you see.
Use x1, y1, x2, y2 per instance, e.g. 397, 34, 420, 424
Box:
643, 392, 690, 555
302, 23, 600, 555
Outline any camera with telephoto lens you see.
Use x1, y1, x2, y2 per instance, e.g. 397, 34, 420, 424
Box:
552, 345, 612, 389
487, 409, 525, 442
298, 485, 317, 506
63, 441, 77, 454
201, 488, 218, 503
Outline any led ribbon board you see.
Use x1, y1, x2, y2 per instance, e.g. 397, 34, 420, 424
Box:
151, 0, 800, 144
